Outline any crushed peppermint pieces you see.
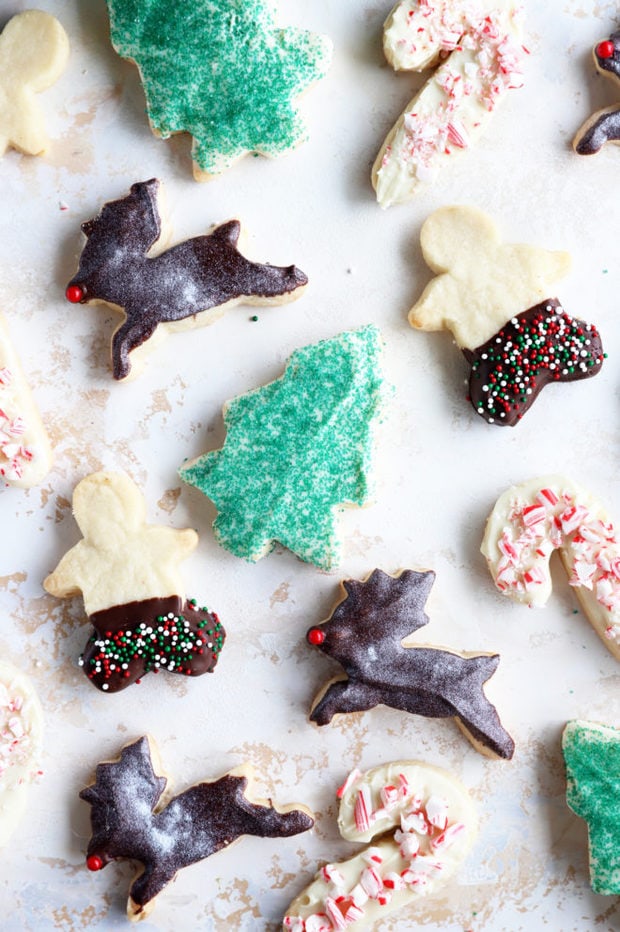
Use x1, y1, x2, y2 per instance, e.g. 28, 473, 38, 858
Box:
0, 367, 35, 483
0, 681, 35, 780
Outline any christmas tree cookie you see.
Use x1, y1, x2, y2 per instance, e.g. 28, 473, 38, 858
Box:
179, 326, 385, 570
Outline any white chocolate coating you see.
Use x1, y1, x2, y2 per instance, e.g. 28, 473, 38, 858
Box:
0, 662, 43, 848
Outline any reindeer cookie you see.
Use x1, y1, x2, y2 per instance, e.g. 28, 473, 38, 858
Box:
43, 471, 225, 692
0, 10, 69, 158
574, 29, 620, 155
65, 179, 308, 380
283, 760, 477, 930
307, 569, 514, 759
0, 661, 43, 848
105, 0, 332, 180
0, 311, 52, 488
482, 476, 620, 661
409, 205, 604, 425
372, 0, 525, 207
81, 736, 314, 920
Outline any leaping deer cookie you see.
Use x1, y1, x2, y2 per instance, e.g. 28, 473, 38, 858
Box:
574, 29, 620, 155
409, 205, 605, 425
0, 10, 69, 158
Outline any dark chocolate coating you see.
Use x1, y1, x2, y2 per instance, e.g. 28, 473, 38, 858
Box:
308, 569, 514, 759
80, 737, 314, 913
67, 179, 308, 379
575, 30, 620, 154
464, 299, 604, 426
82, 596, 225, 692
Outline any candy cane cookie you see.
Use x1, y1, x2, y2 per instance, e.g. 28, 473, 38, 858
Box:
372, 0, 526, 206
481, 476, 620, 660
283, 761, 476, 930
0, 661, 43, 847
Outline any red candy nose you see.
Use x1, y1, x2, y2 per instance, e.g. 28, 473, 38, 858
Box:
596, 40, 615, 59
66, 284, 85, 303
307, 627, 325, 646
86, 854, 104, 871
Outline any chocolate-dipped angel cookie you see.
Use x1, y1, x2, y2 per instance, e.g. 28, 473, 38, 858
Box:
81, 736, 314, 921
307, 569, 514, 759
409, 206, 604, 425
43, 471, 225, 692
574, 29, 620, 155
65, 179, 308, 379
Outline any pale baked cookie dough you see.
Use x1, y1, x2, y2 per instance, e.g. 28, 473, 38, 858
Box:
372, 0, 525, 206
283, 760, 476, 930
0, 661, 43, 848
482, 476, 620, 661
0, 10, 69, 157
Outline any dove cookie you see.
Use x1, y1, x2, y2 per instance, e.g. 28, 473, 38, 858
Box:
283, 760, 476, 930
43, 471, 225, 691
65, 179, 308, 380
81, 736, 314, 920
307, 569, 514, 759
574, 29, 620, 155
409, 205, 604, 425
105, 0, 332, 180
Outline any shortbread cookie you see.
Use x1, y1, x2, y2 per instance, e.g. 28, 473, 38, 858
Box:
482, 476, 620, 661
0, 661, 43, 847
65, 179, 308, 380
105, 0, 332, 180
44, 471, 225, 691
283, 760, 476, 930
179, 326, 385, 571
372, 0, 525, 206
574, 30, 620, 155
0, 10, 69, 157
409, 206, 603, 425
307, 569, 514, 759
0, 312, 52, 487
562, 721, 620, 895
81, 736, 314, 921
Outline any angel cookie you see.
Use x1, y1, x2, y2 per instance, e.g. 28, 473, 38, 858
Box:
0, 10, 69, 158
105, 0, 332, 180
574, 29, 620, 155
372, 0, 525, 206
81, 736, 314, 920
307, 569, 514, 759
284, 761, 476, 930
43, 472, 225, 692
65, 179, 308, 380
409, 205, 604, 425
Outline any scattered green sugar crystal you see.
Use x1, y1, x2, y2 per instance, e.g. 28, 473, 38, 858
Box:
562, 720, 620, 895
106, 0, 332, 177
179, 326, 385, 570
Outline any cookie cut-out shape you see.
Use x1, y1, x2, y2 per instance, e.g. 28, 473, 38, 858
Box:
0, 10, 69, 157
574, 30, 620, 155
0, 311, 52, 488
81, 736, 314, 921
65, 179, 308, 380
372, 0, 525, 206
307, 569, 514, 759
562, 721, 620, 895
283, 760, 476, 931
481, 476, 620, 661
409, 205, 604, 425
179, 326, 385, 571
44, 471, 225, 691
105, 0, 332, 180
0, 660, 43, 848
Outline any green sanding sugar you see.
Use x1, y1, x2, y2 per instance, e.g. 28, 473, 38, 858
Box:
562, 720, 620, 895
179, 325, 385, 570
106, 0, 332, 176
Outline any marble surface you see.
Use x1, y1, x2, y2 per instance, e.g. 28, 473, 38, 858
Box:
1, 0, 619, 929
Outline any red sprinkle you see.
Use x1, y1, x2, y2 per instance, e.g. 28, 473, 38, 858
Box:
66, 284, 85, 303
596, 40, 615, 59
86, 854, 104, 871
307, 627, 325, 645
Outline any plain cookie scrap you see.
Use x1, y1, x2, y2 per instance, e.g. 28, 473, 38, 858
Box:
179, 325, 386, 572
43, 471, 225, 692
482, 476, 620, 661
80, 736, 314, 921
574, 28, 620, 155
306, 568, 514, 760
104, 0, 332, 180
409, 205, 605, 426
65, 178, 308, 380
